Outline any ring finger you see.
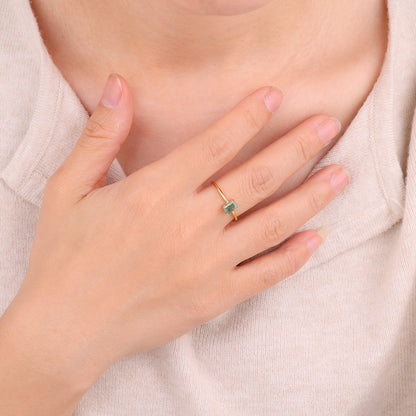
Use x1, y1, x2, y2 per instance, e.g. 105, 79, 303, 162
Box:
220, 164, 349, 267
197, 114, 342, 228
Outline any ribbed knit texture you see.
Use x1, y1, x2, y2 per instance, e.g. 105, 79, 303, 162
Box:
1, 0, 416, 414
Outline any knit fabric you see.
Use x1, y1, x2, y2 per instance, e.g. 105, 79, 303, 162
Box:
1, 0, 416, 414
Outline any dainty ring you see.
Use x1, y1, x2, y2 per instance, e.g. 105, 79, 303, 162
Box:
211, 180, 238, 221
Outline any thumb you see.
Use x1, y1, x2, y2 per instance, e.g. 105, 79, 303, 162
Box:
56, 73, 133, 201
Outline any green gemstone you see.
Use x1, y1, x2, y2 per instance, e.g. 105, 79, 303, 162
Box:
223, 200, 238, 214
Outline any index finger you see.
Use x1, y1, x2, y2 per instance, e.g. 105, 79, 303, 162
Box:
159, 86, 283, 192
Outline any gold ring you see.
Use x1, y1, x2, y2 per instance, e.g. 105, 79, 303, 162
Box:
211, 181, 238, 221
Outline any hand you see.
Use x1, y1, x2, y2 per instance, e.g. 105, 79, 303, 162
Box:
0, 74, 347, 414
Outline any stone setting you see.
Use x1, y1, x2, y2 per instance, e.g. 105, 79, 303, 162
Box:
223, 200, 238, 214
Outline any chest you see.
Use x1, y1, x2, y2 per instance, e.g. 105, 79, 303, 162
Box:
115, 40, 387, 212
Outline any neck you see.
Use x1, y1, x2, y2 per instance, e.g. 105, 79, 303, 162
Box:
30, 0, 387, 178
33, 0, 340, 78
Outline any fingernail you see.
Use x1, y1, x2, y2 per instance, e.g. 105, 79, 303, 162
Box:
330, 167, 349, 194
316, 225, 331, 241
317, 117, 342, 145
264, 87, 283, 113
306, 225, 330, 253
101, 73, 122, 108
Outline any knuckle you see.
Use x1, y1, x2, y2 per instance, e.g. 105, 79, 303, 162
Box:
261, 212, 289, 244
281, 245, 302, 276
259, 263, 282, 290
242, 106, 263, 132
309, 189, 326, 213
82, 116, 119, 145
246, 165, 275, 199
293, 133, 313, 164
256, 245, 303, 291
204, 133, 235, 163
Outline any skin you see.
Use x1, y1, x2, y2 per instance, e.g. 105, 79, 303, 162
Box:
0, 74, 346, 416
30, 0, 387, 200
0, 0, 387, 414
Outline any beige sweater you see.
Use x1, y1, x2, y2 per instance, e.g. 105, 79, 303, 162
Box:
1, 0, 416, 414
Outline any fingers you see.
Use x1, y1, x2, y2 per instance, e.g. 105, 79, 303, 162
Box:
220, 164, 349, 266
218, 229, 326, 309
197, 114, 342, 228
47, 73, 134, 204
158, 86, 283, 192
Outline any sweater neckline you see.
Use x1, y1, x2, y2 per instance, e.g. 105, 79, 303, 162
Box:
1, 0, 405, 273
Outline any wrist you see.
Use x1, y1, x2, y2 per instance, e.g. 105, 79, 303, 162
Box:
0, 296, 97, 416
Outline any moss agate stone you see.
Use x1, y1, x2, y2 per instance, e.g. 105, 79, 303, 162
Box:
223, 200, 238, 214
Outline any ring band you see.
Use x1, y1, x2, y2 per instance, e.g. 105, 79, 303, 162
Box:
211, 181, 238, 221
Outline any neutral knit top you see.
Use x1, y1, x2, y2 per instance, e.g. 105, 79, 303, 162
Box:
1, 0, 416, 414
